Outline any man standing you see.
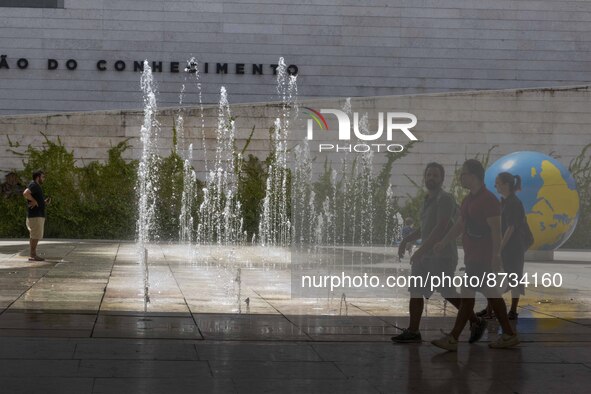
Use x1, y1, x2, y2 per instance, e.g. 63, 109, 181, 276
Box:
23, 170, 49, 262
432, 159, 519, 351
392, 162, 487, 344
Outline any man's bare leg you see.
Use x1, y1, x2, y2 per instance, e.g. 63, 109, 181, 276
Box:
408, 298, 424, 332
29, 238, 39, 258
450, 297, 475, 340
445, 297, 479, 324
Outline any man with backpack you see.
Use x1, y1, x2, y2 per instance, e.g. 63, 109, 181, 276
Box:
392, 162, 487, 344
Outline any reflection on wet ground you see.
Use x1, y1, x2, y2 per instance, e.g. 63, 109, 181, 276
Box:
0, 240, 590, 393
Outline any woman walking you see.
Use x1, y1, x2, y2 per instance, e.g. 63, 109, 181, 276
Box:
480, 172, 529, 320
477, 172, 529, 319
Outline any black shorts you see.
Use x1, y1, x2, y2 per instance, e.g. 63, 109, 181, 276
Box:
463, 259, 503, 297
408, 255, 457, 298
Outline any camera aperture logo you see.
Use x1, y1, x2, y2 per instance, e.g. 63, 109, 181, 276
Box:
304, 107, 418, 153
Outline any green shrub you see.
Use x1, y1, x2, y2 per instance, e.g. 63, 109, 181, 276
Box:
0, 194, 28, 237
564, 143, 591, 248
2, 135, 138, 239
1, 131, 268, 241
77, 140, 138, 239
238, 154, 267, 237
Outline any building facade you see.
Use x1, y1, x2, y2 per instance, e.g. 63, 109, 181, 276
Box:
2, 0, 591, 114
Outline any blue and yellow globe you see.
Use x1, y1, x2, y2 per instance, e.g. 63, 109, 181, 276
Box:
484, 151, 580, 251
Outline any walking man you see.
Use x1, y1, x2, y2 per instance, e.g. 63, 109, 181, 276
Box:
23, 170, 49, 262
392, 162, 487, 344
432, 159, 519, 351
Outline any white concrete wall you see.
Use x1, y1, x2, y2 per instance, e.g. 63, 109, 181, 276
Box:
2, 0, 591, 114
1, 85, 589, 198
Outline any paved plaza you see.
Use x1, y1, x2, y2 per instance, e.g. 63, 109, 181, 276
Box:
0, 239, 590, 393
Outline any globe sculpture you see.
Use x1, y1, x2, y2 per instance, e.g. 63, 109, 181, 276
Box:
484, 151, 580, 251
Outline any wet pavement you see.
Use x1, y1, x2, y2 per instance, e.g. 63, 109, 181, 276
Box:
0, 239, 590, 393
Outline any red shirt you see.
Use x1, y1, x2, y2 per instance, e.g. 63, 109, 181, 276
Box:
460, 186, 500, 264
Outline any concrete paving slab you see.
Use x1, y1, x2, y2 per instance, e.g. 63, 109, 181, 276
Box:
0, 240, 590, 392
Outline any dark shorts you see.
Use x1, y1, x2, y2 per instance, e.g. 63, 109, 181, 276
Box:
502, 248, 525, 275
502, 249, 526, 296
409, 255, 457, 299
463, 259, 503, 297
464, 259, 491, 278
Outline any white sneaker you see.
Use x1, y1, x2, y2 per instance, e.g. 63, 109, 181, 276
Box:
489, 333, 520, 349
431, 330, 458, 352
